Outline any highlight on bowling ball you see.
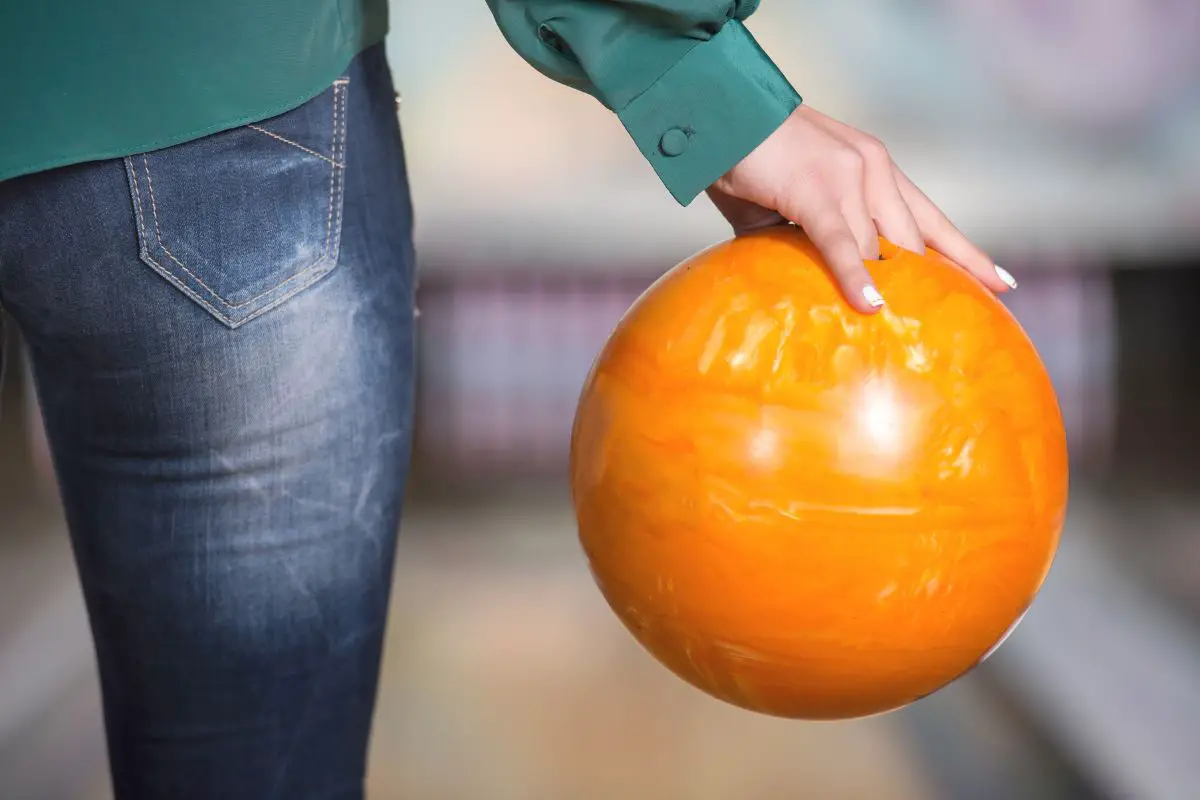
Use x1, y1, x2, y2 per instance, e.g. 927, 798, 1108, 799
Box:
569, 227, 1068, 721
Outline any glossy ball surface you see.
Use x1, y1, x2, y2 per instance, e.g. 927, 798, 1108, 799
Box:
570, 228, 1068, 720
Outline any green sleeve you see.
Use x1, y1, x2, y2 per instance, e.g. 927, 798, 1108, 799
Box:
486, 1, 802, 205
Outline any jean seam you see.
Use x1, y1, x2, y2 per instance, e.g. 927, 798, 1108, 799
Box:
246, 125, 344, 168
126, 79, 349, 321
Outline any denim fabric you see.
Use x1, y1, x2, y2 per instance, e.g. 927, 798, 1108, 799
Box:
0, 43, 415, 800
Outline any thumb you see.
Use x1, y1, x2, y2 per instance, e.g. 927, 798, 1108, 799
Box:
706, 188, 787, 236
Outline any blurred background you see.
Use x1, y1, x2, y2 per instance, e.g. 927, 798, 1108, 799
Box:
3, 0, 1200, 797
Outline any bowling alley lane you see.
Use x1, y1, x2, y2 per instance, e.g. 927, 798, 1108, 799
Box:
0, 453, 1183, 798
5, 267, 1200, 800
0, 322, 1192, 800
0, 393, 1069, 800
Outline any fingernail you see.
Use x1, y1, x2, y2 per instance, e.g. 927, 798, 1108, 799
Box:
995, 265, 1018, 290
862, 286, 885, 308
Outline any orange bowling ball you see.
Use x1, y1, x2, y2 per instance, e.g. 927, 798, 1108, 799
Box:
570, 227, 1068, 720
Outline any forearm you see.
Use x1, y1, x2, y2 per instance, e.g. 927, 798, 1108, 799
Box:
486, 1, 801, 204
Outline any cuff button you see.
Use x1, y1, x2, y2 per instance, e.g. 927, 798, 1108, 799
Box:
659, 128, 689, 157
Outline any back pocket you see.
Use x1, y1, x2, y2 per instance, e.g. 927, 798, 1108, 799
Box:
125, 78, 350, 328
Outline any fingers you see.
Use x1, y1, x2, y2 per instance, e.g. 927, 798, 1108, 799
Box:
713, 103, 1014, 311
843, 192, 880, 263
794, 203, 884, 314
894, 168, 1015, 292
837, 156, 882, 262
861, 143, 924, 255
775, 142, 881, 312
807, 115, 924, 256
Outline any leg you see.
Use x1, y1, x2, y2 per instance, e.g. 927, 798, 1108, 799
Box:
0, 44, 414, 799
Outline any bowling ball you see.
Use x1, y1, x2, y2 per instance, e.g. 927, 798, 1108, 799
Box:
570, 227, 1068, 720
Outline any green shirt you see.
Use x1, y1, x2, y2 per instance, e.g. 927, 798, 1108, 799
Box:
0, 1, 800, 204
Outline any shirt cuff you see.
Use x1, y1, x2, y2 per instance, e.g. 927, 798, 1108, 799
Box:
617, 20, 802, 206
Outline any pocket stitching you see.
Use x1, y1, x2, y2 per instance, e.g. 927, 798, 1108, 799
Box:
246, 125, 344, 168
128, 154, 243, 323
128, 79, 350, 323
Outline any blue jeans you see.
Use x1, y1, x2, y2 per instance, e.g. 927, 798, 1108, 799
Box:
0, 44, 415, 799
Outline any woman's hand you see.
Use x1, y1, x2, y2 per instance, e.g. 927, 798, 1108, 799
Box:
708, 105, 1017, 313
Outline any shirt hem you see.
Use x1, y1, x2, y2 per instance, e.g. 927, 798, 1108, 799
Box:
0, 34, 387, 185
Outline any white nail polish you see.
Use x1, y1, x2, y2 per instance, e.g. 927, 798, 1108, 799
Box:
862, 286, 885, 308
995, 265, 1018, 289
